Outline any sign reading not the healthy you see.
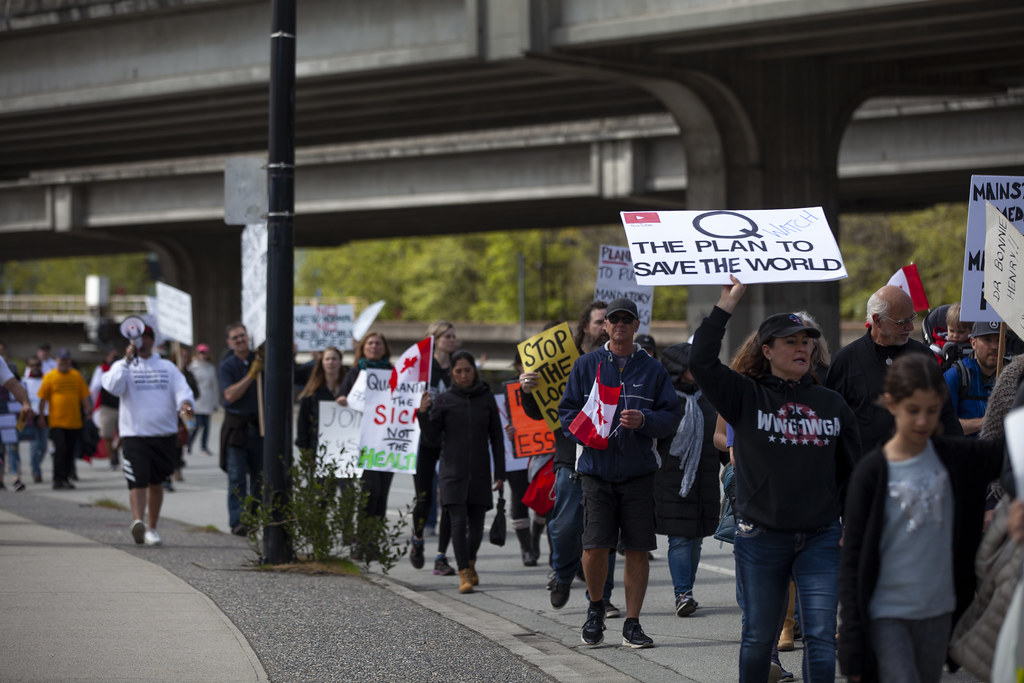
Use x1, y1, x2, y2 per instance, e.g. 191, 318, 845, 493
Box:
594, 244, 654, 334
155, 281, 194, 346
293, 304, 355, 352
517, 323, 579, 432
620, 208, 846, 285
983, 201, 1024, 339
358, 368, 422, 474
961, 176, 1024, 323
316, 400, 363, 477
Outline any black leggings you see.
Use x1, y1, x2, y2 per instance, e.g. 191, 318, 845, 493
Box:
447, 503, 486, 571
413, 445, 451, 554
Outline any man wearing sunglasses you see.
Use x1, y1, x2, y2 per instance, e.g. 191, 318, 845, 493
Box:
826, 285, 962, 453
559, 298, 682, 649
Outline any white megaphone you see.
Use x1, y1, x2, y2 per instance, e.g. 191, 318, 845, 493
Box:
119, 316, 147, 341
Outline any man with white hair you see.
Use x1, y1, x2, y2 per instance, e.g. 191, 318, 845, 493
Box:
825, 285, 961, 452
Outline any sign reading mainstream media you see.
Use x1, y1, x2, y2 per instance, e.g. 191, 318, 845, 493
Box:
594, 244, 654, 334
961, 175, 1024, 323
983, 201, 1024, 341
516, 323, 579, 432
620, 208, 847, 285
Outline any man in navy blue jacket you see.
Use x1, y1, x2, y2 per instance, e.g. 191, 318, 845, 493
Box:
559, 298, 682, 649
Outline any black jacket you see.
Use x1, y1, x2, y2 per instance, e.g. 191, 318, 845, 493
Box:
421, 381, 505, 509
838, 436, 1004, 681
654, 386, 727, 538
295, 385, 338, 452
826, 330, 963, 452
691, 306, 861, 532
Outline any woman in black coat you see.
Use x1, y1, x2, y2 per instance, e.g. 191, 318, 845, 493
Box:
654, 342, 728, 618
418, 349, 505, 593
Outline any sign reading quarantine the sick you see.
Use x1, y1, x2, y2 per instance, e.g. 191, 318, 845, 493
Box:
961, 176, 1024, 323
293, 304, 355, 352
358, 368, 423, 474
983, 202, 1024, 340
620, 208, 846, 285
594, 244, 654, 334
316, 401, 363, 477
517, 323, 579, 432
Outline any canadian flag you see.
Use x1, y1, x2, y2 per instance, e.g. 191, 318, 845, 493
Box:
568, 364, 622, 450
389, 337, 433, 392
887, 264, 930, 312
623, 212, 661, 224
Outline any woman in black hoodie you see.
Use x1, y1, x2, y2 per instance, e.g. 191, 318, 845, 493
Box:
690, 276, 860, 683
418, 349, 505, 593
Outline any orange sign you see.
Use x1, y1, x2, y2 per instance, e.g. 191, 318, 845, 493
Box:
504, 381, 555, 459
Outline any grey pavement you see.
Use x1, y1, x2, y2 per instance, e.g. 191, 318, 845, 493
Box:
0, 412, 980, 682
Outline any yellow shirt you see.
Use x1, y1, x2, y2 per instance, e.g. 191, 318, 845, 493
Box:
38, 368, 89, 429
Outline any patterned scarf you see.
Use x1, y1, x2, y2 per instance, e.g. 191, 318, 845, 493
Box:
669, 389, 704, 498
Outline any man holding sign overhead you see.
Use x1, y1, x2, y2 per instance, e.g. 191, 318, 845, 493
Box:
559, 298, 681, 649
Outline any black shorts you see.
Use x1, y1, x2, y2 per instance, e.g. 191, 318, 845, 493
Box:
122, 435, 177, 489
580, 472, 657, 552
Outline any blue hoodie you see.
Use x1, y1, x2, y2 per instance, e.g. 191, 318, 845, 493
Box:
559, 343, 682, 483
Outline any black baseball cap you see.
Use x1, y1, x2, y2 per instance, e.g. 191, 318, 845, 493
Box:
635, 334, 656, 350
757, 313, 821, 345
970, 321, 1000, 338
606, 298, 639, 319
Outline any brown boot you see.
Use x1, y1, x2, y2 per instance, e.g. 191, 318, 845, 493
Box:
458, 568, 474, 594
467, 560, 479, 586
778, 581, 796, 651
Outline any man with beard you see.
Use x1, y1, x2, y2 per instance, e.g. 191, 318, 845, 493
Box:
945, 321, 1000, 436
826, 285, 961, 453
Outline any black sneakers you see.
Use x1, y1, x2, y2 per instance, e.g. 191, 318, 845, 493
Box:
581, 603, 606, 646
622, 620, 654, 649
602, 598, 621, 618
550, 581, 571, 609
675, 593, 698, 617
409, 537, 425, 569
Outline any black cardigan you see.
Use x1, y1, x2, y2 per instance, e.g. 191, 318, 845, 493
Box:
837, 436, 1004, 681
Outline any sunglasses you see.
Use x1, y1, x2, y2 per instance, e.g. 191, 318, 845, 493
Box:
606, 314, 636, 325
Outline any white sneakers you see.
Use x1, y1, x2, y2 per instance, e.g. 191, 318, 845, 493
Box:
130, 519, 163, 546
130, 519, 145, 545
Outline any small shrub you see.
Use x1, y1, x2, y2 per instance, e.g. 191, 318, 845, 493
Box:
240, 445, 408, 574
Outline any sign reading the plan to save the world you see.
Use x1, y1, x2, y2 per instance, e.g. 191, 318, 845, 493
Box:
620, 208, 847, 286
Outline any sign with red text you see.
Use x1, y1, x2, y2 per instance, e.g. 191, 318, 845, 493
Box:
516, 323, 579, 431
594, 244, 654, 334
504, 381, 555, 459
293, 304, 355, 352
357, 368, 422, 474
621, 208, 846, 285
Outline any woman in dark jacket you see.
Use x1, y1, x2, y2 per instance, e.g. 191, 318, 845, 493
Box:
295, 346, 346, 457
654, 342, 728, 618
418, 349, 505, 593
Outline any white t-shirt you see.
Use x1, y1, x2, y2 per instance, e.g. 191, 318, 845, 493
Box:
101, 355, 194, 437
0, 356, 13, 386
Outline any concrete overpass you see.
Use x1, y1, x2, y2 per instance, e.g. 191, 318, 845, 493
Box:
2, 0, 1023, 346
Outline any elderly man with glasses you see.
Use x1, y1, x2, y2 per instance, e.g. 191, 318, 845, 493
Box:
826, 285, 962, 452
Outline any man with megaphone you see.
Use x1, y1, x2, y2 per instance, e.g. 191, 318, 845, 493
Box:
102, 323, 195, 546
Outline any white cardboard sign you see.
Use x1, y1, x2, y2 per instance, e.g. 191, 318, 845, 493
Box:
293, 304, 355, 352
961, 176, 1024, 323
316, 401, 363, 477
983, 201, 1024, 340
155, 281, 194, 346
241, 222, 268, 348
621, 207, 846, 285
594, 244, 654, 334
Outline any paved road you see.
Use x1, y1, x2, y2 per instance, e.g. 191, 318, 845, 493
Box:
0, 410, 980, 682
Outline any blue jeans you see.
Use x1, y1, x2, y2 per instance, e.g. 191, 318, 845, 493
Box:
22, 422, 48, 478
734, 519, 841, 683
226, 424, 263, 528
548, 467, 615, 599
667, 536, 703, 597
188, 414, 211, 452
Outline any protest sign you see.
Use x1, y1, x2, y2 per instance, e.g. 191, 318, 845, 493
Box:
983, 201, 1024, 340
594, 244, 654, 334
504, 381, 555, 459
495, 393, 527, 474
155, 281, 194, 346
353, 300, 386, 343
316, 400, 363, 477
241, 222, 268, 348
961, 176, 1024, 322
620, 208, 846, 285
345, 370, 369, 413
517, 323, 579, 431
358, 368, 422, 474
293, 304, 355, 352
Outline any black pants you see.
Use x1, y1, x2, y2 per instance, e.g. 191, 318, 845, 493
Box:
360, 470, 394, 519
447, 503, 486, 571
50, 427, 80, 483
413, 445, 451, 553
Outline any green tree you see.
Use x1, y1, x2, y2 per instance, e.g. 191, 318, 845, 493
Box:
1, 253, 151, 295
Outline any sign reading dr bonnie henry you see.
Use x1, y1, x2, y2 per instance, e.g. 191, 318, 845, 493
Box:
621, 208, 846, 286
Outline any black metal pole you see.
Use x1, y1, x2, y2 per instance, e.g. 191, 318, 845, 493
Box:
263, 0, 295, 565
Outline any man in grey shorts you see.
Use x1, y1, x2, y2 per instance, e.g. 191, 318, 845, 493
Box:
102, 325, 194, 546
559, 298, 682, 648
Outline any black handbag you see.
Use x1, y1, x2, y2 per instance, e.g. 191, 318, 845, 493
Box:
489, 491, 507, 546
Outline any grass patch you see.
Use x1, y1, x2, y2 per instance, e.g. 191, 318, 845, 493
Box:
259, 557, 361, 576
91, 498, 127, 511
186, 524, 223, 534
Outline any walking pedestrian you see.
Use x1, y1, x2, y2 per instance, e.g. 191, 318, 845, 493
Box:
37, 348, 91, 490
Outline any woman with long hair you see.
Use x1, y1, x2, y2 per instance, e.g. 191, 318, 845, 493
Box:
409, 320, 459, 574
295, 346, 347, 458
417, 349, 504, 593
